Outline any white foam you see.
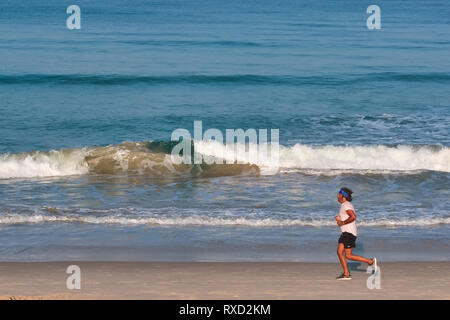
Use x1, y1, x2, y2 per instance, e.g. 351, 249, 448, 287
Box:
195, 141, 450, 173
0, 149, 89, 179
0, 213, 448, 227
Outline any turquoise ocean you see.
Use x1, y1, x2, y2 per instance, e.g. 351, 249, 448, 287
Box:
0, 0, 449, 261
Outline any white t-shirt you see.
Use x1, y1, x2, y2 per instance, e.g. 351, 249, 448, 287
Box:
338, 201, 357, 236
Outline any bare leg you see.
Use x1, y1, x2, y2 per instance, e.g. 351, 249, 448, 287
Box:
337, 243, 349, 275
344, 248, 373, 264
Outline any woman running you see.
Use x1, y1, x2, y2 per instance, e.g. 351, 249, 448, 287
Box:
335, 187, 377, 280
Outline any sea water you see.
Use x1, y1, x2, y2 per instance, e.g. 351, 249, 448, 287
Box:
0, 0, 449, 261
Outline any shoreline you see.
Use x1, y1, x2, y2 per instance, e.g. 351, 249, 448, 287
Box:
0, 261, 449, 300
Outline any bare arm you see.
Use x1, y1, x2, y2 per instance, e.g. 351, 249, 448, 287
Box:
337, 210, 356, 226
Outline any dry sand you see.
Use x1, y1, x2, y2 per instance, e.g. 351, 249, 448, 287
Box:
0, 262, 448, 300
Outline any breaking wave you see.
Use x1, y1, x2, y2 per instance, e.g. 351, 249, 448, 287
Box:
0, 141, 449, 179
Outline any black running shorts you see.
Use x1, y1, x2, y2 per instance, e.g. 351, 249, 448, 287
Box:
338, 232, 357, 249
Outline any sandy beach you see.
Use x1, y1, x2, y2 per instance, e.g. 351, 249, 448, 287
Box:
0, 262, 448, 300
